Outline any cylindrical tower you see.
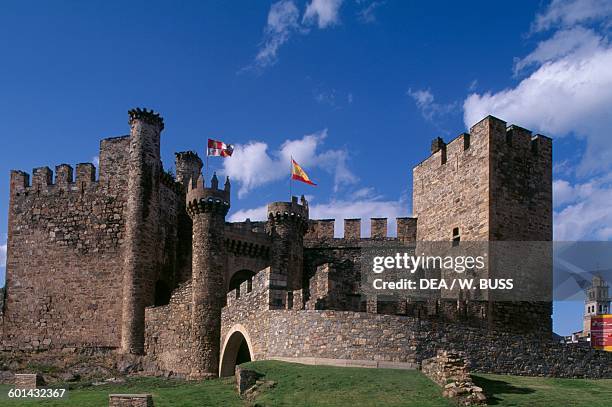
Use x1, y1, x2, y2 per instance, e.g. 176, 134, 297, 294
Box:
267, 196, 309, 307
175, 151, 203, 189
121, 108, 164, 354
186, 173, 230, 378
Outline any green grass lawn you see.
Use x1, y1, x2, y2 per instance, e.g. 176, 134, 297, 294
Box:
0, 361, 610, 406
240, 360, 452, 407
0, 376, 243, 407
472, 373, 612, 407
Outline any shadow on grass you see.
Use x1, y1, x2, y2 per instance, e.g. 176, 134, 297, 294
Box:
472, 376, 535, 405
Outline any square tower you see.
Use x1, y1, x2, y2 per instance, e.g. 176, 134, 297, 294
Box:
413, 115, 552, 242
412, 116, 552, 334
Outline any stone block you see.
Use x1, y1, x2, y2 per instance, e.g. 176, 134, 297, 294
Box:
14, 373, 45, 389
108, 394, 154, 407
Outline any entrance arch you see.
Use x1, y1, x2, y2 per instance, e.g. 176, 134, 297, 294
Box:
219, 325, 254, 377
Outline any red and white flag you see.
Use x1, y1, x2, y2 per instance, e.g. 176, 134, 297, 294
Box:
207, 139, 234, 157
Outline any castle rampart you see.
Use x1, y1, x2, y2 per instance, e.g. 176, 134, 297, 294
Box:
6, 110, 596, 382
2, 142, 129, 350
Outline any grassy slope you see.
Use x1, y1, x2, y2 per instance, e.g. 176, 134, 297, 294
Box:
242, 360, 452, 407
0, 361, 610, 406
472, 373, 612, 407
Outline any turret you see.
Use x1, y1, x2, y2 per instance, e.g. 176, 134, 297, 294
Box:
186, 173, 230, 378
121, 108, 164, 354
175, 151, 203, 189
266, 196, 309, 309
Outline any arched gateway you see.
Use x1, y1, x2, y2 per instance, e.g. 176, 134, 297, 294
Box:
219, 325, 254, 377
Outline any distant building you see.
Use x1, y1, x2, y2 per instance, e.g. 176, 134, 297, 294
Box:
582, 275, 611, 338
566, 275, 611, 344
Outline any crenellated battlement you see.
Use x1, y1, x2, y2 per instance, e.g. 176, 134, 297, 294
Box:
224, 267, 289, 310
128, 107, 164, 130
267, 196, 309, 228
10, 163, 99, 196
304, 217, 417, 241
416, 116, 552, 170
185, 173, 231, 216
175, 151, 203, 188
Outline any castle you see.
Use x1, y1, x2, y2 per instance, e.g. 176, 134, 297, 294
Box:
2, 108, 610, 380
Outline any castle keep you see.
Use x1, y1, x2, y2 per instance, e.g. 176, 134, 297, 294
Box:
2, 109, 611, 379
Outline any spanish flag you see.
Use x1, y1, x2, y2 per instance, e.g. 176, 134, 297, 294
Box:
291, 158, 316, 186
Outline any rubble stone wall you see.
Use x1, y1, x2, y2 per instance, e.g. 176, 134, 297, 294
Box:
1, 137, 130, 350
262, 310, 612, 378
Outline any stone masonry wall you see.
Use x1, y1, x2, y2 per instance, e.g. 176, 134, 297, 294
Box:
1, 137, 130, 350
221, 268, 274, 361
262, 310, 612, 378
413, 130, 489, 241
143, 282, 193, 377
1, 132, 184, 351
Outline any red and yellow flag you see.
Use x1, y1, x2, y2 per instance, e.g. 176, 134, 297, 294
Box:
291, 159, 316, 186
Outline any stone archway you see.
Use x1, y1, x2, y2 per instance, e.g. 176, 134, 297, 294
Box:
219, 325, 254, 377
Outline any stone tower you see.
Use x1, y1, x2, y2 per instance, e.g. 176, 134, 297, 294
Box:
186, 172, 230, 378
583, 275, 611, 336
412, 116, 553, 334
267, 196, 309, 309
175, 151, 203, 189
121, 108, 164, 354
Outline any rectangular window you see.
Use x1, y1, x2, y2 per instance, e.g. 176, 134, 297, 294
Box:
287, 292, 294, 309
452, 227, 460, 246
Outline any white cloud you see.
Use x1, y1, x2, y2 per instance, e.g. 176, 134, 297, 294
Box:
249, 0, 346, 69
229, 194, 407, 237
553, 180, 575, 207
0, 243, 6, 267
303, 0, 344, 28
222, 130, 357, 197
554, 176, 612, 240
357, 0, 384, 24
407, 88, 457, 121
92, 156, 100, 167
533, 0, 612, 32
254, 0, 301, 69
513, 27, 604, 74
464, 0, 612, 242
463, 29, 612, 175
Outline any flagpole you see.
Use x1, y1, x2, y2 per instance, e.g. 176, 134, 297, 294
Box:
289, 156, 293, 201
206, 150, 209, 178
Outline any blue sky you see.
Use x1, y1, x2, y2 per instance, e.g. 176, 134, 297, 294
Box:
1, 0, 611, 335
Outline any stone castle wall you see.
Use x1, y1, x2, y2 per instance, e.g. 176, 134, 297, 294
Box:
229, 309, 612, 378
143, 282, 193, 376
2, 112, 572, 379
412, 116, 553, 334
1, 137, 130, 350
413, 130, 489, 241
0, 133, 185, 351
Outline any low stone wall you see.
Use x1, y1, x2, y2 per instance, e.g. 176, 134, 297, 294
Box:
14, 373, 44, 388
421, 350, 471, 386
108, 394, 153, 407
257, 310, 612, 378
421, 350, 486, 405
